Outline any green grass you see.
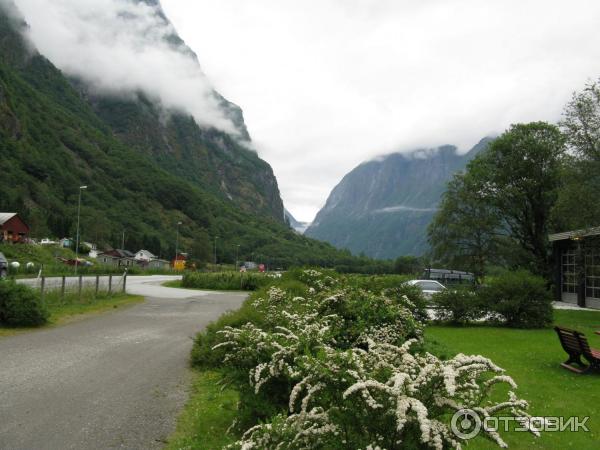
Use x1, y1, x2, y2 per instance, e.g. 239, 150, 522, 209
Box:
0, 292, 144, 338
426, 309, 600, 449
166, 370, 239, 450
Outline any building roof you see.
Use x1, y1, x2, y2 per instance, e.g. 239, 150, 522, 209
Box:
549, 226, 600, 242
0, 213, 17, 225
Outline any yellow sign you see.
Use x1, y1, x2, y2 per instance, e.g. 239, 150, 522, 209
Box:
173, 259, 186, 271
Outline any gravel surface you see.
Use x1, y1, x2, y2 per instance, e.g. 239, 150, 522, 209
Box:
0, 276, 247, 450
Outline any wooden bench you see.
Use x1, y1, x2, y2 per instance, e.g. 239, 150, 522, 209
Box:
554, 326, 600, 374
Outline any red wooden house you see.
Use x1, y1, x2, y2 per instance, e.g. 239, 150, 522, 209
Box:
0, 213, 30, 244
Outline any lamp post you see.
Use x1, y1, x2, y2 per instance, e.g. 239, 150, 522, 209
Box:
74, 185, 87, 275
175, 221, 182, 268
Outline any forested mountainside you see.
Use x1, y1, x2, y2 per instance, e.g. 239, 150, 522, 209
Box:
305, 139, 492, 259
0, 3, 368, 269
71, 0, 284, 221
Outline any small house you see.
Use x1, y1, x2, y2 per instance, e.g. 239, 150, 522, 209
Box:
0, 213, 29, 244
550, 227, 600, 310
134, 249, 157, 262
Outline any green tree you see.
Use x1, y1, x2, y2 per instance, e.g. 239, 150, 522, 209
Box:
428, 172, 502, 282
473, 122, 566, 276
393, 255, 422, 275
429, 122, 566, 278
554, 79, 600, 230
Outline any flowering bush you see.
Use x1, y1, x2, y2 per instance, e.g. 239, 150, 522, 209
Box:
227, 339, 537, 449
197, 270, 537, 449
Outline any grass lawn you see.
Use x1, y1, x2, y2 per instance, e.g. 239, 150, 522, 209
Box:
166, 370, 238, 450
0, 293, 144, 338
426, 309, 600, 449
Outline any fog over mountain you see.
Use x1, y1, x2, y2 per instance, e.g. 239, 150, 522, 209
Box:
13, 0, 238, 134
306, 138, 493, 259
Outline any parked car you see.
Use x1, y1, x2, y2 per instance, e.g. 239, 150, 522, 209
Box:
0, 252, 8, 279
405, 279, 446, 299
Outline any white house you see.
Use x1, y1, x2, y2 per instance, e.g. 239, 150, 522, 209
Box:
134, 249, 157, 262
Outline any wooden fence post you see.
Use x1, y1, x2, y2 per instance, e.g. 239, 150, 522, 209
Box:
61, 276, 66, 301
40, 276, 46, 303
108, 275, 113, 295
95, 275, 100, 297
122, 273, 127, 293
78, 275, 83, 300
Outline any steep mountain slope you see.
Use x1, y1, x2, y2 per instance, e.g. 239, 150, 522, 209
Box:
0, 3, 353, 268
305, 139, 492, 258
67, 0, 284, 221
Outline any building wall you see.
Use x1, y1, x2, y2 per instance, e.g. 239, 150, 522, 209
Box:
1, 215, 29, 243
554, 236, 600, 309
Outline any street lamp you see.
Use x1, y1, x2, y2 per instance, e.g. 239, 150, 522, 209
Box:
175, 221, 182, 266
75, 185, 87, 275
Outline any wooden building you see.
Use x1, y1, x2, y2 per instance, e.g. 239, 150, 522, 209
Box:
550, 227, 600, 310
0, 213, 29, 243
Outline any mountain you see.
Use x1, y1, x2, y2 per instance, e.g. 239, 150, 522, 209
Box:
61, 0, 284, 222
0, 2, 362, 269
284, 209, 310, 234
305, 139, 492, 259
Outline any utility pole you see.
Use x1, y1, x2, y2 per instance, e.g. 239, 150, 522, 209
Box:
235, 244, 240, 269
121, 230, 125, 250
75, 185, 87, 275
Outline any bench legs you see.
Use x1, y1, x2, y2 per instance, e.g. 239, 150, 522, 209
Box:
561, 355, 590, 374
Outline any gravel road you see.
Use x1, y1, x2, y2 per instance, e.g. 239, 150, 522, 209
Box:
0, 276, 247, 450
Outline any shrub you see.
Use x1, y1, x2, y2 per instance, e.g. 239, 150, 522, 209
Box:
182, 272, 273, 291
432, 287, 484, 324
479, 270, 553, 328
0, 280, 49, 326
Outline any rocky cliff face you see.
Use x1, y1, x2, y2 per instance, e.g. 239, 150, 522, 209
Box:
306, 139, 492, 258
72, 0, 284, 221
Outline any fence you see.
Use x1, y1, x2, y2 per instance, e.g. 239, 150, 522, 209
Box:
20, 273, 128, 302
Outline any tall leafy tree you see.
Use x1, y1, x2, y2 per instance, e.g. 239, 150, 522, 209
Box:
474, 122, 566, 275
428, 172, 502, 282
554, 79, 600, 230
429, 122, 566, 278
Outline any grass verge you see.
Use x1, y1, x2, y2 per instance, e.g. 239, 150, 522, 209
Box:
0, 293, 144, 338
166, 370, 238, 450
426, 309, 600, 449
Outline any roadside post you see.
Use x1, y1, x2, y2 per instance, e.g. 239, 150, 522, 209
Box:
95, 275, 100, 297
108, 275, 113, 295
40, 276, 46, 303
78, 275, 83, 300
61, 276, 66, 300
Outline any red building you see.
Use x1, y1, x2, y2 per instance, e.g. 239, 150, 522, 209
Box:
0, 213, 29, 244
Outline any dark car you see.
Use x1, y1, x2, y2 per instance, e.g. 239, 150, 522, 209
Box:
0, 252, 8, 279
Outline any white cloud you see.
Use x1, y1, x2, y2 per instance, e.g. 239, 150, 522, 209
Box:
160, 0, 600, 222
14, 0, 237, 133
11, 0, 600, 223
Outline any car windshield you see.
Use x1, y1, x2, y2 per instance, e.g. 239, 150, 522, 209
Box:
418, 281, 444, 291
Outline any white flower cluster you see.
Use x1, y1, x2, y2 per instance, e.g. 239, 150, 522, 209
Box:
220, 270, 535, 450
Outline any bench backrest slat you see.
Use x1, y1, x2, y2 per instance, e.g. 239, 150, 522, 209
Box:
555, 326, 592, 359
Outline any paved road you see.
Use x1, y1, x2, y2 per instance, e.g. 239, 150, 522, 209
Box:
0, 276, 247, 450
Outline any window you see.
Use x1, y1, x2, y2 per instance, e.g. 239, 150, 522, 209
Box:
561, 249, 577, 294
418, 281, 444, 292
585, 247, 600, 299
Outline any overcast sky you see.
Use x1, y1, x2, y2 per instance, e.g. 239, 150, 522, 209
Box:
13, 0, 600, 222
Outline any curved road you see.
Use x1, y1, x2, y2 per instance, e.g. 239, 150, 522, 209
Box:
0, 276, 247, 450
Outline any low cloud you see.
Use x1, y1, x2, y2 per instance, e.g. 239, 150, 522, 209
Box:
13, 0, 237, 133
373, 206, 438, 214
